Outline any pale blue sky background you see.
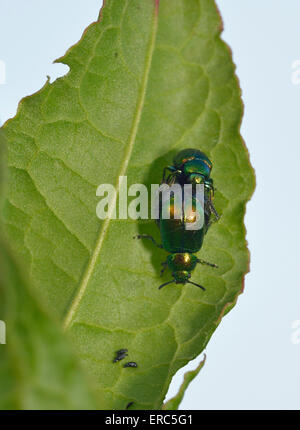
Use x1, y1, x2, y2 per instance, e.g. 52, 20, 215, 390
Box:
1, 0, 300, 410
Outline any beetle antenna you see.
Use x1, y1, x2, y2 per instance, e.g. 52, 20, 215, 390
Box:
187, 280, 206, 291
158, 280, 175, 290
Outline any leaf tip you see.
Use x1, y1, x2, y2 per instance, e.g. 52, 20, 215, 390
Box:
162, 354, 207, 410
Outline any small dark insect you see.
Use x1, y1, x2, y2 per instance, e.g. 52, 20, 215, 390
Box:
126, 402, 134, 410
124, 361, 138, 368
116, 348, 128, 355
113, 348, 129, 363
113, 352, 127, 363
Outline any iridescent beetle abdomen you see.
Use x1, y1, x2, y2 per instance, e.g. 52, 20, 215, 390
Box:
158, 194, 205, 254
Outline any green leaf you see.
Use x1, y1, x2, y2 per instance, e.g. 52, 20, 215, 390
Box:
0, 236, 101, 409
163, 354, 206, 410
0, 131, 99, 409
0, 135, 100, 409
1, 0, 255, 409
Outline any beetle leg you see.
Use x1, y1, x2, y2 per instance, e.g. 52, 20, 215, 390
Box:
204, 200, 220, 231
165, 171, 181, 185
162, 166, 182, 184
165, 172, 175, 184
196, 258, 218, 268
160, 260, 168, 277
133, 234, 163, 249
205, 216, 216, 231
162, 165, 176, 183
208, 200, 220, 221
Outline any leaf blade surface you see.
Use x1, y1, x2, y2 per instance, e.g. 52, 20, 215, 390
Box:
2, 0, 255, 409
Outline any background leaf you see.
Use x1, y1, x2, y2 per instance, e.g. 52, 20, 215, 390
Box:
0, 136, 100, 410
0, 237, 101, 410
1, 0, 255, 409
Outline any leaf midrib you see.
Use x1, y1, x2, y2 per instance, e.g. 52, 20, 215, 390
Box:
62, 2, 159, 330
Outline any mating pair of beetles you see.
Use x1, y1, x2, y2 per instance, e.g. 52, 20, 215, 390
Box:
135, 148, 220, 291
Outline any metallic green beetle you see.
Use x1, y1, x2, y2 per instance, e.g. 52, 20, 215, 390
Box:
163, 148, 219, 223
158, 192, 216, 290
135, 149, 218, 290
163, 148, 213, 183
